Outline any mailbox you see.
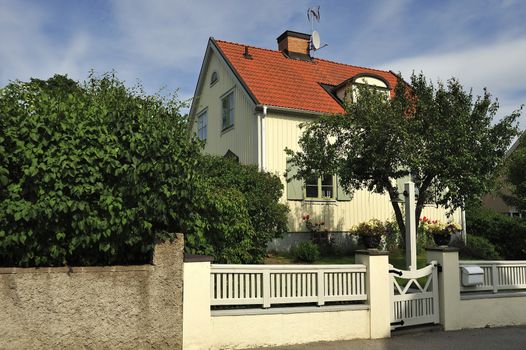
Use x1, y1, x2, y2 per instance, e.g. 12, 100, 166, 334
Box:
461, 266, 484, 286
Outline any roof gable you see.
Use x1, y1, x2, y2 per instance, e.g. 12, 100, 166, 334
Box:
213, 39, 399, 114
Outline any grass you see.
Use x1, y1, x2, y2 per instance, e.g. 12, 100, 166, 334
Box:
265, 249, 429, 269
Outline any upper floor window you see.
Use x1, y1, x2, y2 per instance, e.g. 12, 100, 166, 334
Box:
221, 91, 234, 130
334, 75, 390, 103
197, 110, 208, 141
210, 71, 218, 86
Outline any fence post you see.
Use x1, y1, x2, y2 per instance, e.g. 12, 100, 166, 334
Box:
355, 249, 390, 339
183, 254, 214, 350
263, 270, 271, 308
492, 264, 498, 293
317, 270, 325, 306
426, 247, 461, 331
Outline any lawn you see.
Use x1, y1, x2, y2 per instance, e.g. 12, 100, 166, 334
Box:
265, 249, 429, 269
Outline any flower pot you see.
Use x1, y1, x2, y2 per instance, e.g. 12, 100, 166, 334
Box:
362, 235, 382, 249
433, 234, 451, 246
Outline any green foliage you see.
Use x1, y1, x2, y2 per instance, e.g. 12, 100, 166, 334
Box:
287, 72, 521, 239
184, 155, 289, 264
349, 219, 387, 237
0, 73, 202, 267
450, 235, 501, 260
466, 206, 526, 259
291, 241, 320, 263
505, 134, 526, 211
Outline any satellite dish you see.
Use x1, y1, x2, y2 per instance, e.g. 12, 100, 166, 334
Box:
311, 30, 321, 50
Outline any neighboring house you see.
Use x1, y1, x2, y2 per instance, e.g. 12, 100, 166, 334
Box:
482, 131, 525, 218
190, 30, 462, 249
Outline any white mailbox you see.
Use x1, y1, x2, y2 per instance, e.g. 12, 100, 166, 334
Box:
461, 266, 484, 286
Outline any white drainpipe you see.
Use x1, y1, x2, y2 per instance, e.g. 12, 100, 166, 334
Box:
257, 112, 262, 171
261, 105, 267, 171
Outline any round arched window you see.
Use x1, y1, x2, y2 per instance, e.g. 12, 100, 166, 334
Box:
210, 71, 218, 86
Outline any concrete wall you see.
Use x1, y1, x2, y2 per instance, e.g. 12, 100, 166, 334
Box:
0, 234, 184, 350
458, 296, 526, 329
210, 309, 370, 349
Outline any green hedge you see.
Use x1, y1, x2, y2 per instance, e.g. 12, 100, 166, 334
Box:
466, 206, 526, 259
186, 155, 289, 263
0, 74, 202, 266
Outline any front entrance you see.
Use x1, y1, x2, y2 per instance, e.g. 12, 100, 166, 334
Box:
389, 262, 440, 329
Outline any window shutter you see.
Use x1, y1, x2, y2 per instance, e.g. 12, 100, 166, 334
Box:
336, 176, 352, 201
286, 159, 304, 201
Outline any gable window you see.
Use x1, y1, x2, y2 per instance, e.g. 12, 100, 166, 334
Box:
221, 91, 234, 130
306, 175, 335, 199
210, 71, 218, 86
197, 110, 208, 141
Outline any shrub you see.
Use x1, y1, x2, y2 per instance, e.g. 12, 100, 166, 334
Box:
450, 235, 502, 260
187, 155, 289, 263
0, 74, 202, 267
291, 241, 320, 263
349, 219, 386, 237
466, 206, 526, 259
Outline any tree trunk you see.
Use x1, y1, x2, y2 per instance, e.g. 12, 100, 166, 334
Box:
415, 175, 434, 231
386, 181, 406, 244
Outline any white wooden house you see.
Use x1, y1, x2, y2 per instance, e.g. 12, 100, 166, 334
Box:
190, 30, 462, 249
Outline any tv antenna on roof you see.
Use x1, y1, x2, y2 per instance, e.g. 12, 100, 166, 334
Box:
307, 6, 327, 53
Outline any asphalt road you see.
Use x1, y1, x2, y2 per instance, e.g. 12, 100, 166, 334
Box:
245, 326, 526, 350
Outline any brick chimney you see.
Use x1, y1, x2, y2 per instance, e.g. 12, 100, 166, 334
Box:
277, 30, 310, 57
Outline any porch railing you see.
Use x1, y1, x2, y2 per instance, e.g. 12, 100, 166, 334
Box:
210, 264, 367, 308
459, 260, 526, 294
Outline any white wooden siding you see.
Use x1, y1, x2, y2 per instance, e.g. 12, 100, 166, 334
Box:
264, 112, 462, 232
191, 50, 258, 165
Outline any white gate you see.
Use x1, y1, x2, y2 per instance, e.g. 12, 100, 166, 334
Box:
389, 261, 440, 329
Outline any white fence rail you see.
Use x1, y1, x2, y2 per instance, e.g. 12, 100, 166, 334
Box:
459, 260, 526, 294
210, 264, 367, 308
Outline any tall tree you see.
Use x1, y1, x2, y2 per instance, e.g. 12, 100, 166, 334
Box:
287, 73, 521, 240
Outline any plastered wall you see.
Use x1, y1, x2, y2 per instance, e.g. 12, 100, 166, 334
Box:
0, 234, 184, 350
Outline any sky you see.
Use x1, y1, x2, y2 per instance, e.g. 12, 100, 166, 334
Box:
1, 0, 525, 127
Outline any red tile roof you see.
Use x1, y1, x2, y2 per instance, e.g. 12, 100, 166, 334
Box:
214, 39, 399, 114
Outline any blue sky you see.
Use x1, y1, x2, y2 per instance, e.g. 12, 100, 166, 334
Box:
1, 0, 525, 127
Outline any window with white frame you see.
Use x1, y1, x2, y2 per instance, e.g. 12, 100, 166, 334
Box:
197, 110, 208, 141
221, 91, 234, 130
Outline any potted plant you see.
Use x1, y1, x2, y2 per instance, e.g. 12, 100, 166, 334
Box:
350, 219, 386, 249
420, 217, 461, 246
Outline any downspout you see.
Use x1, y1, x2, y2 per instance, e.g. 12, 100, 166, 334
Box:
261, 105, 267, 171
257, 112, 262, 171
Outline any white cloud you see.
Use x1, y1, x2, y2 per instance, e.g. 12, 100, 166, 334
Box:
381, 37, 526, 127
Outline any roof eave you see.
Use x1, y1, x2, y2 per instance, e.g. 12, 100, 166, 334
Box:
256, 104, 342, 117
210, 38, 259, 106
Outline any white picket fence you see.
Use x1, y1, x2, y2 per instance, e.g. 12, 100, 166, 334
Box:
210, 264, 367, 308
459, 260, 526, 293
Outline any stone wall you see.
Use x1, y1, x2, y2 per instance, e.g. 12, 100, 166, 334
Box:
0, 234, 184, 350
